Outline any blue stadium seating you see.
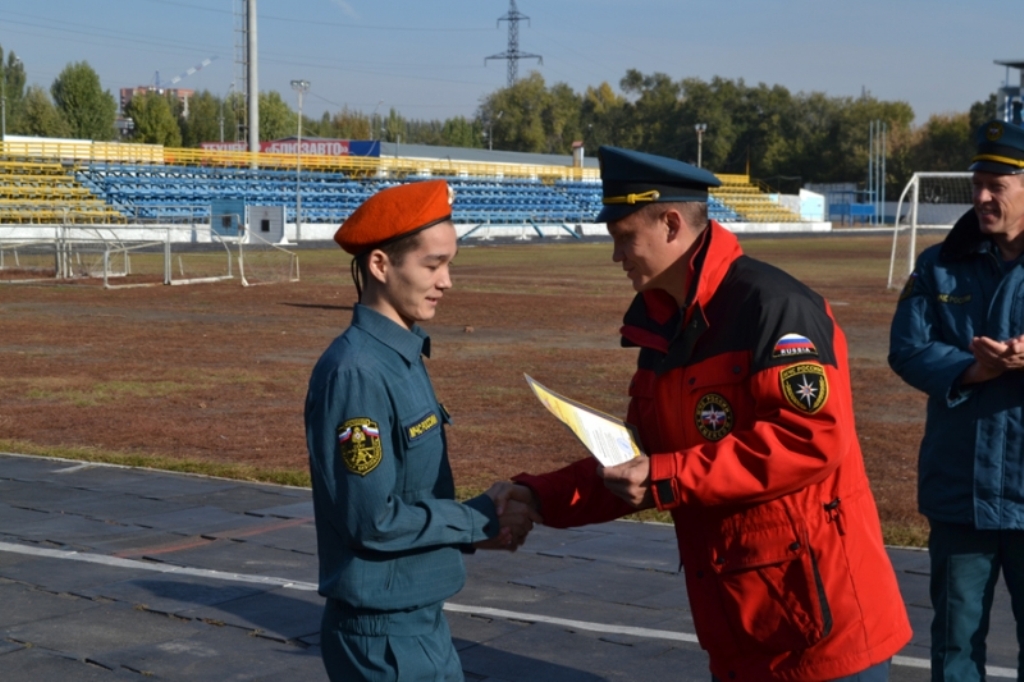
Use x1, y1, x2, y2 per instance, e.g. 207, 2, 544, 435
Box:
75, 164, 744, 226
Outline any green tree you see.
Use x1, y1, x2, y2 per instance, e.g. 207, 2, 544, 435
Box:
180, 90, 222, 147
125, 91, 182, 146
258, 90, 297, 141
50, 61, 116, 140
15, 85, 70, 138
439, 116, 482, 148
969, 93, 998, 131
0, 46, 27, 136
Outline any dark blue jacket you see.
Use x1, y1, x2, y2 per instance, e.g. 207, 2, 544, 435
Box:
889, 210, 1024, 529
305, 304, 498, 612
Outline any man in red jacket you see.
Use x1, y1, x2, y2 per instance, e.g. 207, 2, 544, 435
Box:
506, 146, 911, 681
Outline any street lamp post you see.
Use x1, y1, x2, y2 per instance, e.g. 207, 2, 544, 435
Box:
290, 79, 310, 243
2, 56, 21, 141
694, 123, 707, 168
488, 110, 503, 151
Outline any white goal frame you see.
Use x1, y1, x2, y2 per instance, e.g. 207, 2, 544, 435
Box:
887, 172, 972, 289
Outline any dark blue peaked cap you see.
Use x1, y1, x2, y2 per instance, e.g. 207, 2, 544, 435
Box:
970, 119, 1024, 175
597, 145, 722, 223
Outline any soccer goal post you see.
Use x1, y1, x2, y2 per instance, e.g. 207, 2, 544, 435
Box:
887, 172, 973, 289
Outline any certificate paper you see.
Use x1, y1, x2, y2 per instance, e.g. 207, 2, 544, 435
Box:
524, 374, 643, 467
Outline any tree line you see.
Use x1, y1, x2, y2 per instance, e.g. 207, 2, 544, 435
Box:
0, 43, 997, 196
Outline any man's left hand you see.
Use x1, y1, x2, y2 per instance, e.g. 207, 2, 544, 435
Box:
598, 455, 655, 509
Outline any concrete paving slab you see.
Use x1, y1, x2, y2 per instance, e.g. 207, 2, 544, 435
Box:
176, 586, 322, 641
61, 467, 241, 499
1, 453, 1020, 682
511, 560, 684, 605
80, 576, 270, 615
248, 500, 315, 518
0, 581, 101, 628
0, 553, 154, 594
0, 455, 73, 480
0, 502, 51, 526
1, 647, 142, 682
168, 485, 303, 514
66, 495, 204, 523
96, 624, 321, 681
3, 601, 204, 660
122, 505, 268, 535
201, 517, 318, 554
448, 612, 532, 649
0, 482, 110, 511
535, 532, 679, 572
143, 538, 317, 584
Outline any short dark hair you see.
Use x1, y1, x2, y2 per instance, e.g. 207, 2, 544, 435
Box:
638, 201, 708, 231
350, 231, 423, 299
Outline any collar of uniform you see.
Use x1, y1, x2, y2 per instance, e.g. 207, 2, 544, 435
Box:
351, 304, 431, 362
940, 209, 993, 262
685, 221, 744, 312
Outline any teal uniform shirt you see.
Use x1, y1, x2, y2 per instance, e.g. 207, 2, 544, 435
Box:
305, 304, 499, 614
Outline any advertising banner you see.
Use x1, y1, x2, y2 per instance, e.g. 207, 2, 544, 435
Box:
201, 139, 380, 157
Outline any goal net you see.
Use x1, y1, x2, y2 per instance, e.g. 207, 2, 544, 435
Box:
238, 232, 300, 286
887, 172, 972, 289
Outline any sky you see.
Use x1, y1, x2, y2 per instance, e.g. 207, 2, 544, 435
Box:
1, 0, 1020, 130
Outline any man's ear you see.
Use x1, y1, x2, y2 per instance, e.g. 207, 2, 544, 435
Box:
366, 249, 390, 284
663, 208, 686, 244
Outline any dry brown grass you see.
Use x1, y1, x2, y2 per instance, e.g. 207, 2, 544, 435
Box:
0, 234, 943, 545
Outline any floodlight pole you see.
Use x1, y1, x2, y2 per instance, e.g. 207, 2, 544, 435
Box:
290, 79, 310, 243
694, 123, 707, 168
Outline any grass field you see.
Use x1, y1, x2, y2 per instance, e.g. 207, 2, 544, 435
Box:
0, 233, 944, 546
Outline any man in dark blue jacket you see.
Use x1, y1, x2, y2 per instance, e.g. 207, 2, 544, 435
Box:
306, 179, 539, 682
890, 119, 1024, 681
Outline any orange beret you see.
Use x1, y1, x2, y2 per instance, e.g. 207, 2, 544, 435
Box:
334, 179, 454, 255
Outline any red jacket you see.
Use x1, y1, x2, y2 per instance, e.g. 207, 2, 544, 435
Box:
515, 222, 911, 681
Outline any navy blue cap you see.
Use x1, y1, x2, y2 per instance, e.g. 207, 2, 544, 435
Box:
970, 120, 1024, 174
597, 146, 722, 223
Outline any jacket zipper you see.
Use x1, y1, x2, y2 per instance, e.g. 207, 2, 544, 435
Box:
824, 497, 845, 535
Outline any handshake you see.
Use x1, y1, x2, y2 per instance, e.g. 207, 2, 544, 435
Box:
475, 482, 542, 552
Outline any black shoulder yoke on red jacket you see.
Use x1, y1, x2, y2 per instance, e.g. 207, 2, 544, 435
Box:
622, 255, 836, 376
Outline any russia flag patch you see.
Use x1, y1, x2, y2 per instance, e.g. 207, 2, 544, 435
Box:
772, 333, 818, 358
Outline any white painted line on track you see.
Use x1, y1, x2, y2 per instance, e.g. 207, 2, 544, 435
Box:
0, 540, 318, 591
0, 539, 1014, 677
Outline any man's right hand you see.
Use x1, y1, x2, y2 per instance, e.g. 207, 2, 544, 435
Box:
477, 482, 543, 551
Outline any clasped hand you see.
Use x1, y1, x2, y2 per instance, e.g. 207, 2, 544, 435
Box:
963, 334, 1024, 384
475, 482, 543, 551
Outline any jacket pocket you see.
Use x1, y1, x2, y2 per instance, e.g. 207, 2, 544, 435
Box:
706, 500, 832, 655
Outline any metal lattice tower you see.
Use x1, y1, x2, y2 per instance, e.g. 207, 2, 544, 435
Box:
485, 0, 542, 87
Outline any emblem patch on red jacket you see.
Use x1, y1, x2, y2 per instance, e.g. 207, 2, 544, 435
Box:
780, 364, 829, 414
772, 333, 818, 359
338, 418, 382, 476
695, 393, 734, 441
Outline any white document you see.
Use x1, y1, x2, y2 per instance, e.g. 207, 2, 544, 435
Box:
524, 374, 643, 467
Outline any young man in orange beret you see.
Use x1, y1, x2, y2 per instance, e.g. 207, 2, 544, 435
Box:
305, 179, 539, 681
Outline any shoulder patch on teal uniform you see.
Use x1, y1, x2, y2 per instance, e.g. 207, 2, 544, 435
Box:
780, 363, 829, 414
338, 418, 382, 476
407, 412, 439, 440
898, 272, 918, 302
695, 393, 734, 441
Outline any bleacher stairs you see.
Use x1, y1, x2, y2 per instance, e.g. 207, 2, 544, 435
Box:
0, 159, 123, 224
711, 174, 801, 223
